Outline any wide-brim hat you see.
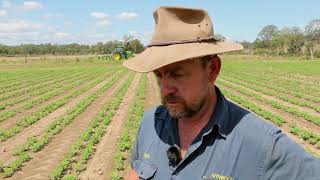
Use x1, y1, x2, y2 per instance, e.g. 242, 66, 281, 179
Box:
123, 6, 243, 73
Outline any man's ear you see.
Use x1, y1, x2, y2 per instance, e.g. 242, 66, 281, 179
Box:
208, 55, 221, 82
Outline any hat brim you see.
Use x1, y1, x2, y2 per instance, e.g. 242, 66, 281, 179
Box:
123, 41, 243, 73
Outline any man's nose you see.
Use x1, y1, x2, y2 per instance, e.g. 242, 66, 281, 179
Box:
159, 78, 177, 96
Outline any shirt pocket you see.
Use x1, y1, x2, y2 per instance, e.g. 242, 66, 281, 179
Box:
136, 160, 158, 180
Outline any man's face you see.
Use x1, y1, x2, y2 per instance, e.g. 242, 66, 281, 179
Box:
154, 56, 220, 119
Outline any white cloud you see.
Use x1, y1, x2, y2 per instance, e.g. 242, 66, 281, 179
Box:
0, 9, 6, 17
21, 1, 43, 11
123, 29, 153, 45
97, 19, 111, 26
90, 12, 111, 27
0, 30, 121, 45
90, 12, 109, 19
116, 12, 139, 20
43, 13, 64, 19
1, 1, 43, 12
0, 19, 43, 33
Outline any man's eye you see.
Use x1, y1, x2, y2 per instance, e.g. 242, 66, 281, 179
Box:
173, 73, 184, 78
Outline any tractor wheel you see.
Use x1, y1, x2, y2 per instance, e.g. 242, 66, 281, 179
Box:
113, 52, 122, 60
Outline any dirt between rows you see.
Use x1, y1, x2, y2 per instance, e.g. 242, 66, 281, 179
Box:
0, 72, 99, 130
9, 73, 130, 180
220, 84, 320, 157
120, 73, 161, 179
80, 73, 141, 179
219, 78, 320, 117
218, 79, 320, 134
0, 70, 88, 113
0, 72, 120, 164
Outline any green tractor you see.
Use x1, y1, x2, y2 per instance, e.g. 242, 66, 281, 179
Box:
112, 46, 134, 60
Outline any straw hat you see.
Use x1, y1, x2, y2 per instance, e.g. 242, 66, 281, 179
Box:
123, 6, 243, 72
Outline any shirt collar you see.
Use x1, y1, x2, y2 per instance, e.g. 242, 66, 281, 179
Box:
202, 86, 229, 138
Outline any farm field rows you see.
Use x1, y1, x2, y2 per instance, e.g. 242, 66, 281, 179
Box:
0, 58, 319, 179
217, 59, 320, 157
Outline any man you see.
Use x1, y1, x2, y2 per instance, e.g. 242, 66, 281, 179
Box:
123, 6, 320, 180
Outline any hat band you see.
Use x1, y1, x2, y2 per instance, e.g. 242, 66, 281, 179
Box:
147, 36, 217, 47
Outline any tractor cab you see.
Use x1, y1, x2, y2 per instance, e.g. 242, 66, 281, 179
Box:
113, 46, 129, 60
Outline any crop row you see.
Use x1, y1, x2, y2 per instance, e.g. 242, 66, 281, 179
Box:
289, 124, 320, 150
0, 70, 121, 142
49, 73, 135, 180
0, 69, 94, 103
0, 70, 66, 95
221, 73, 320, 111
218, 86, 286, 126
111, 74, 147, 180
224, 68, 320, 94
0, 71, 100, 123
0, 70, 126, 177
217, 79, 320, 126
0, 68, 64, 83
269, 72, 318, 87
218, 86, 320, 154
0, 70, 57, 91
222, 71, 320, 101
0, 70, 94, 111
222, 72, 320, 104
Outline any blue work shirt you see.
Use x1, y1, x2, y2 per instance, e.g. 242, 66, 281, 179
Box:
131, 87, 320, 180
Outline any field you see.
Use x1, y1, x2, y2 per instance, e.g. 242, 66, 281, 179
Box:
0, 56, 319, 179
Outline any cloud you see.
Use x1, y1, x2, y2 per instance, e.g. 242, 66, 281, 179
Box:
90, 12, 109, 19
116, 12, 139, 20
97, 19, 111, 26
1, 1, 43, 12
21, 1, 43, 11
0, 19, 43, 33
43, 13, 64, 19
0, 31, 121, 45
90, 12, 111, 26
125, 29, 153, 45
0, 9, 6, 17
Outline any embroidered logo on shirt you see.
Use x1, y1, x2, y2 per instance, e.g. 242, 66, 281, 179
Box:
203, 173, 234, 180
143, 152, 151, 159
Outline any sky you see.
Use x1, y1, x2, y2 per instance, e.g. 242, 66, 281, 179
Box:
0, 0, 319, 45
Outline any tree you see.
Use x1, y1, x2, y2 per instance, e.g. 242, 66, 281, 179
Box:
258, 25, 279, 41
305, 19, 320, 59
127, 39, 145, 53
123, 34, 134, 50
257, 25, 279, 54
214, 34, 226, 42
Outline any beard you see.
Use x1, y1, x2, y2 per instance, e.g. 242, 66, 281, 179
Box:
161, 92, 207, 119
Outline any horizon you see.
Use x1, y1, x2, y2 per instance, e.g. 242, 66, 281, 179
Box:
0, 0, 319, 46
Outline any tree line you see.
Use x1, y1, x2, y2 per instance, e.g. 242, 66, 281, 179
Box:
0, 35, 145, 57
239, 19, 320, 59
1, 19, 319, 59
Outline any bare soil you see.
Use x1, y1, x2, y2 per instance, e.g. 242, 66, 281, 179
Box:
9, 74, 130, 180
220, 84, 320, 157
80, 73, 141, 180
0, 73, 124, 164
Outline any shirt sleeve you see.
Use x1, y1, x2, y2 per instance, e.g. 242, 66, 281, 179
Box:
263, 131, 320, 180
